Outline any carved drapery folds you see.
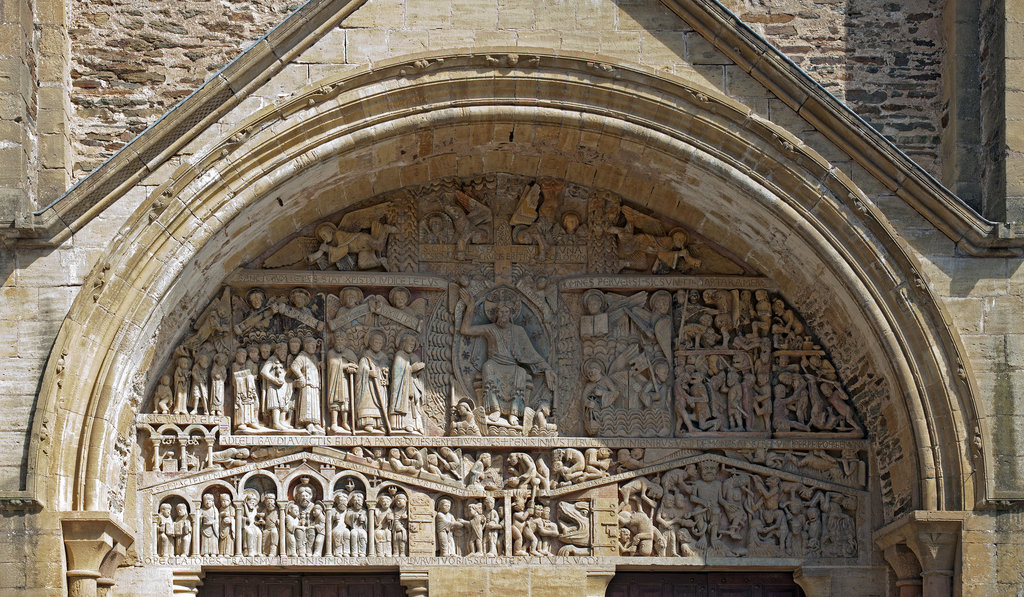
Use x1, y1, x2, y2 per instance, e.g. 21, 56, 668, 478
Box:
136, 175, 868, 568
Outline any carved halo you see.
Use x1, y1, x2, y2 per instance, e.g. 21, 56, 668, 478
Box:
314, 222, 337, 242
389, 286, 411, 307
581, 289, 606, 314
482, 288, 522, 321
246, 288, 266, 310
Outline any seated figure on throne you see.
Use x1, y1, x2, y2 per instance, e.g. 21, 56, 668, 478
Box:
459, 288, 556, 426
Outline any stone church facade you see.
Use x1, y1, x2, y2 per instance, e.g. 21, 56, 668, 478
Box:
0, 0, 1021, 595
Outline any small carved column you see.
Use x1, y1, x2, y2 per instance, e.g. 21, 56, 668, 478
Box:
172, 569, 205, 596
176, 435, 188, 471
191, 499, 201, 556
278, 501, 287, 556
234, 500, 243, 556
61, 513, 134, 597
366, 499, 376, 556
883, 544, 923, 597
202, 436, 214, 469
502, 495, 513, 557
399, 566, 429, 597
793, 567, 832, 597
324, 504, 334, 557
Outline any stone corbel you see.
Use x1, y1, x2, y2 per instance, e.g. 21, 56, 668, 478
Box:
792, 567, 832, 597
583, 566, 616, 597
61, 512, 135, 597
398, 566, 429, 597
875, 511, 964, 597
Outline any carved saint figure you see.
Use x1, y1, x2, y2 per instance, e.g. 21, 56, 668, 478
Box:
459, 289, 555, 425
331, 491, 351, 556
209, 353, 227, 416
259, 492, 279, 557
240, 491, 262, 556
293, 482, 320, 556
345, 491, 368, 556
261, 343, 294, 431
232, 347, 261, 432
392, 493, 409, 556
290, 337, 325, 434
172, 356, 191, 415
390, 333, 425, 434
156, 503, 174, 556
435, 497, 463, 556
173, 503, 192, 556
198, 493, 219, 555
374, 495, 394, 557
355, 330, 391, 434
326, 332, 358, 433
218, 493, 235, 556
189, 353, 211, 414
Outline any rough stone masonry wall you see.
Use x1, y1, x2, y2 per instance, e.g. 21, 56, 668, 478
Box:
66, 0, 946, 183
67, 0, 293, 178
721, 0, 945, 177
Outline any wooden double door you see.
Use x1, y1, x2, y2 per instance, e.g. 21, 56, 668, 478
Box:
606, 572, 805, 597
198, 573, 405, 597
198, 571, 802, 596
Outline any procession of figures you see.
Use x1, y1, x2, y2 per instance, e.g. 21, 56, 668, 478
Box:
148, 447, 861, 562
139, 175, 867, 567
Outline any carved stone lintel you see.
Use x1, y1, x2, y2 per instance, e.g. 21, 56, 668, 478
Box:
792, 567, 832, 597
398, 566, 429, 597
172, 568, 206, 596
61, 513, 135, 597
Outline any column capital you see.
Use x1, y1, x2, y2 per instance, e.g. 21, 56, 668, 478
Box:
172, 568, 205, 596
399, 566, 429, 597
61, 512, 135, 597
61, 512, 134, 576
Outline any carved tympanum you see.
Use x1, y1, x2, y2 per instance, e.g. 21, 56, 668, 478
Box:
136, 175, 867, 569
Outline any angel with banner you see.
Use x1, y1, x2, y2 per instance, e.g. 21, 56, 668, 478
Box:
509, 182, 558, 260
609, 205, 702, 273
259, 201, 397, 270
444, 189, 492, 259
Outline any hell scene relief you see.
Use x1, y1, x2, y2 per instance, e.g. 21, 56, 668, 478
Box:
136, 174, 868, 567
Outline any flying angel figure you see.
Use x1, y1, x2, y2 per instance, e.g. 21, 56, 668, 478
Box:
444, 190, 492, 259
261, 201, 396, 270
608, 205, 702, 274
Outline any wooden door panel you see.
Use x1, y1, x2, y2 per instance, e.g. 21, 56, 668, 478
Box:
199, 573, 401, 597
